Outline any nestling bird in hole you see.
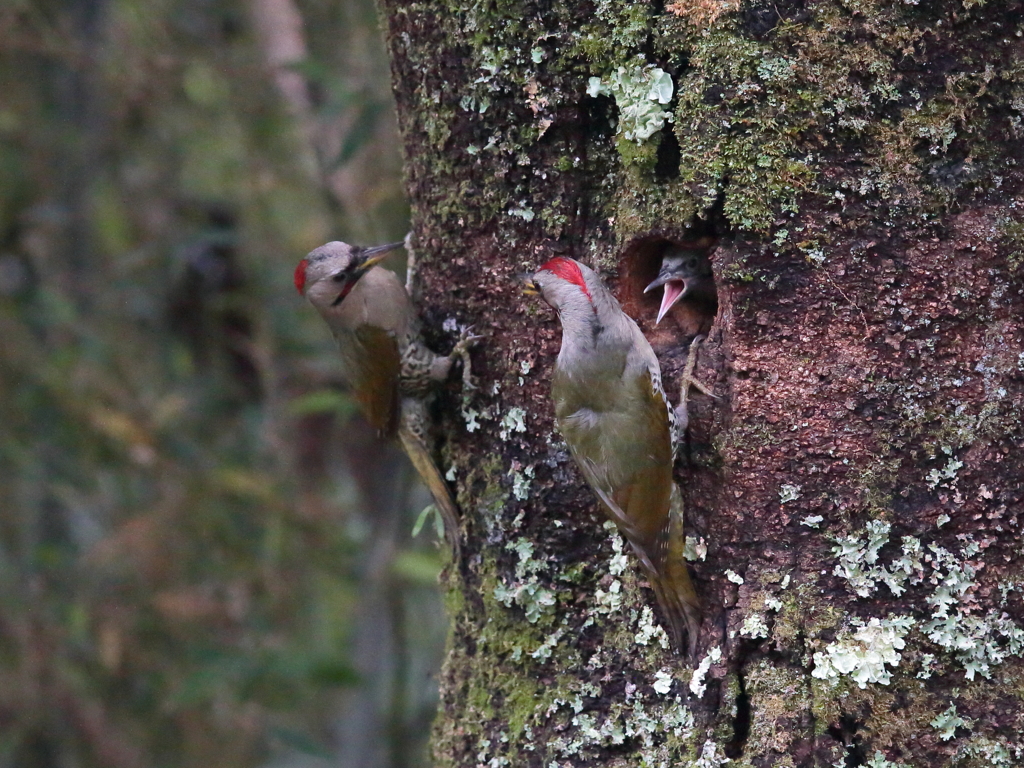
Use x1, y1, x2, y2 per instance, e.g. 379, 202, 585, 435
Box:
644, 244, 715, 325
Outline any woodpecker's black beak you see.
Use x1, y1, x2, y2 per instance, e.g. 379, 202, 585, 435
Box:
520, 273, 540, 296
329, 241, 404, 306
355, 240, 404, 272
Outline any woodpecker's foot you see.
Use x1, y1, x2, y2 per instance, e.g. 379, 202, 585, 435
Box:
679, 335, 715, 405
675, 336, 715, 438
450, 326, 482, 391
683, 374, 716, 398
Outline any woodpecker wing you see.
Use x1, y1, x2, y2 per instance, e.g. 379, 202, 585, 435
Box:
610, 368, 675, 568
554, 363, 673, 554
556, 364, 700, 653
625, 370, 701, 654
348, 325, 402, 436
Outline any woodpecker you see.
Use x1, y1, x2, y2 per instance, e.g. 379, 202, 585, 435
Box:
525, 257, 701, 655
295, 239, 468, 558
644, 245, 715, 325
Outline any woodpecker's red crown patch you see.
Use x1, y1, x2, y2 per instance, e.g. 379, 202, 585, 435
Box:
294, 259, 308, 295
539, 257, 592, 302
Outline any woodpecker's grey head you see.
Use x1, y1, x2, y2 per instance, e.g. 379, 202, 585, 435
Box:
644, 246, 714, 324
523, 257, 604, 318
294, 240, 402, 308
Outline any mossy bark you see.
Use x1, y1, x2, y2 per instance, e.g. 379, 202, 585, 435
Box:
377, 0, 1024, 765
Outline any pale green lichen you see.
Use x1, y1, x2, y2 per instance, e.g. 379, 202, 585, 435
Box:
463, 406, 482, 432
859, 751, 910, 768
603, 522, 631, 576
830, 520, 1024, 681
811, 616, 913, 688
922, 543, 1024, 681
634, 605, 670, 648
544, 684, 696, 766
508, 205, 536, 221
593, 578, 624, 613
684, 535, 708, 561
530, 626, 565, 661
922, 590, 1024, 680
916, 652, 938, 679
953, 735, 1021, 767
652, 668, 674, 695
592, 526, 630, 616
830, 520, 924, 598
582, 525, 683, 654
694, 739, 729, 768
689, 646, 721, 697
499, 406, 528, 439
800, 514, 824, 528
509, 463, 535, 501
926, 452, 964, 489
831, 520, 892, 596
587, 62, 674, 143
779, 483, 802, 503
492, 538, 559, 624
741, 612, 770, 639
931, 703, 973, 741
725, 569, 744, 585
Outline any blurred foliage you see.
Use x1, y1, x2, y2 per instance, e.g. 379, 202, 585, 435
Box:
0, 0, 442, 767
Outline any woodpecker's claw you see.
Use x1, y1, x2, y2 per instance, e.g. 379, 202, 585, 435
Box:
450, 326, 482, 391
684, 374, 716, 398
679, 335, 716, 409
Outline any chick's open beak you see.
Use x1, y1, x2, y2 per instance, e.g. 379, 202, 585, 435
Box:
645, 274, 690, 325
644, 273, 670, 294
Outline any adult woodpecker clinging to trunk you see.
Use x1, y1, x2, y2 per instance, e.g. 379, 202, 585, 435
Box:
294, 238, 470, 559
644, 244, 715, 325
525, 256, 702, 655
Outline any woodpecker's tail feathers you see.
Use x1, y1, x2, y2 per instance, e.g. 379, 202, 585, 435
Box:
398, 426, 461, 561
650, 489, 702, 656
647, 560, 702, 657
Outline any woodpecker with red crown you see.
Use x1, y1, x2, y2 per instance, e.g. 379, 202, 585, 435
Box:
644, 244, 715, 325
525, 257, 701, 654
295, 238, 471, 559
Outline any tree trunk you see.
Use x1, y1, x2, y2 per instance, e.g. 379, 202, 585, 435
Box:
377, 1, 1024, 765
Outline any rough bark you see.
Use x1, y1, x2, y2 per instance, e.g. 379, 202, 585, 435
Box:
377, 0, 1024, 765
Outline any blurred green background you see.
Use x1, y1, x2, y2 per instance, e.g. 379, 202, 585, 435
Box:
0, 1, 448, 766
